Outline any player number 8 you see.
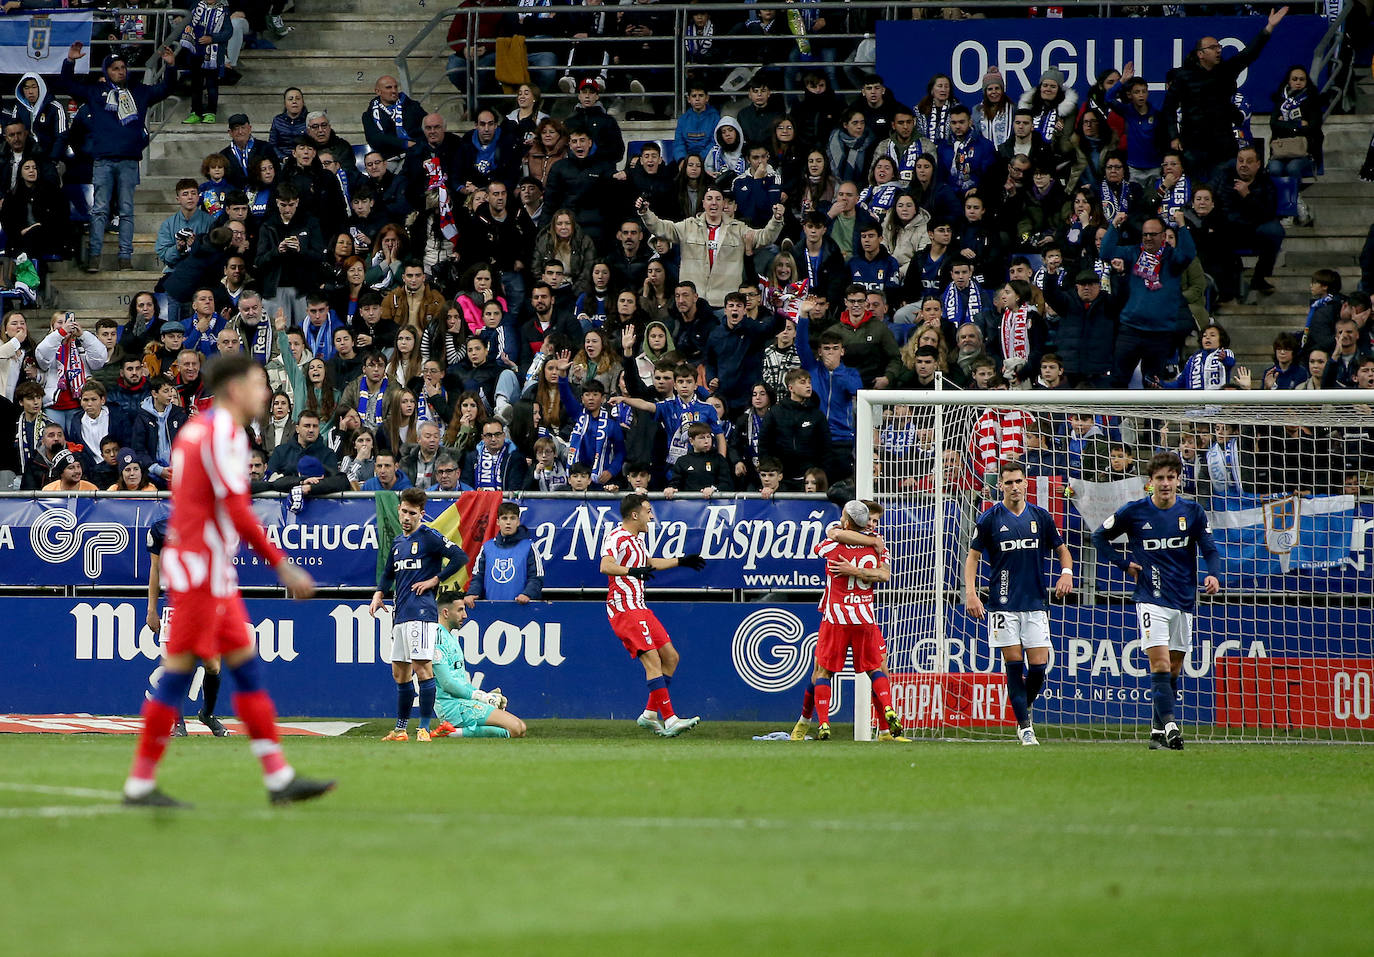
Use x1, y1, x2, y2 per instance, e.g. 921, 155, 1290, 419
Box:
1142, 611, 1151, 628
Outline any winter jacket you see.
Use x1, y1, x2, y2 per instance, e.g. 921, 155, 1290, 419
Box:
269, 110, 308, 160
794, 315, 862, 444
35, 329, 108, 411
673, 105, 721, 161
255, 212, 325, 297
670, 450, 733, 493
460, 438, 529, 491
758, 394, 833, 482
453, 123, 523, 189
468, 525, 544, 600
704, 313, 784, 409
56, 56, 176, 161
1043, 280, 1122, 382
1211, 165, 1279, 230
831, 314, 900, 388
704, 116, 746, 178
1098, 224, 1195, 335
565, 104, 625, 166
544, 149, 616, 240
5, 73, 67, 161
401, 132, 464, 212
219, 137, 273, 190
1163, 28, 1271, 154
640, 209, 783, 308
131, 396, 189, 475
531, 228, 599, 292
732, 167, 783, 228
266, 435, 338, 478
362, 93, 427, 158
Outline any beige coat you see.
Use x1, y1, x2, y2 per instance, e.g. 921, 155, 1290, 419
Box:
640, 209, 783, 307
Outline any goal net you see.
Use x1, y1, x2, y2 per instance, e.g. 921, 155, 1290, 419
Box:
854, 386, 1374, 743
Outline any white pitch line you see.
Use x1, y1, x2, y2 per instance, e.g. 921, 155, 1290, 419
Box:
0, 782, 123, 800
0, 805, 126, 819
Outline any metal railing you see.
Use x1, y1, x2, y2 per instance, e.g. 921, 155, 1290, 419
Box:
395, 0, 1302, 119
1310, 0, 1359, 118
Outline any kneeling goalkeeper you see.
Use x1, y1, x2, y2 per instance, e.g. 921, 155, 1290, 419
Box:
432, 591, 528, 738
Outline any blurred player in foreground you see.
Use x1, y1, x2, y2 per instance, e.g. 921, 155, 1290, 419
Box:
430, 591, 527, 738
795, 500, 901, 742
964, 461, 1074, 746
600, 493, 708, 737
123, 354, 333, 808
370, 487, 468, 742
1092, 451, 1220, 750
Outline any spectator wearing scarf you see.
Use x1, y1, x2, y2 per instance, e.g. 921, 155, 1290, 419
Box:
35, 314, 109, 434
461, 421, 528, 491
1100, 214, 1197, 386
558, 375, 625, 484
363, 76, 426, 161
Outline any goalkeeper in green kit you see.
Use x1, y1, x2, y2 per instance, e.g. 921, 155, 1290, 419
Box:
431, 592, 528, 739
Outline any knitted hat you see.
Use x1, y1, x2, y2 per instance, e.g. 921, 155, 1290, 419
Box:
117, 447, 139, 469
982, 69, 1003, 91
50, 448, 79, 479
102, 54, 127, 74
1040, 68, 1066, 88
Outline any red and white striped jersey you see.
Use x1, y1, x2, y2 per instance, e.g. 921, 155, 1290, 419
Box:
603, 524, 649, 617
969, 408, 1035, 478
814, 537, 886, 625
161, 407, 284, 599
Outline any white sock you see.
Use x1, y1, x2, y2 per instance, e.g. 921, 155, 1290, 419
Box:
123, 777, 155, 799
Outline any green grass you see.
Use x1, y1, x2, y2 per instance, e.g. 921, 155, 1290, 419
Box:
1, 721, 1372, 957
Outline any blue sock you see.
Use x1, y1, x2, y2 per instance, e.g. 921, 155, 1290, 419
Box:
153, 669, 194, 708
1025, 663, 1048, 706
1150, 671, 1175, 729
663, 674, 671, 688
396, 681, 413, 731
1004, 659, 1029, 728
418, 678, 437, 725
228, 656, 261, 693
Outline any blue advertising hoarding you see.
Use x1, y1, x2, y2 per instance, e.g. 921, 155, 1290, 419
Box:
2, 597, 1369, 727
875, 15, 1329, 111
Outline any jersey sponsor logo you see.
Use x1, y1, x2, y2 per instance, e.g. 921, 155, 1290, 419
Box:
30, 509, 130, 578
395, 558, 424, 571
999, 538, 1040, 552
1141, 536, 1191, 551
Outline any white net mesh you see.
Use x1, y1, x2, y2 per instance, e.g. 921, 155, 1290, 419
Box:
859, 388, 1374, 742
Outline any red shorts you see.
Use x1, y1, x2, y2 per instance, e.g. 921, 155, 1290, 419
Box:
815, 621, 885, 673
165, 590, 254, 660
609, 609, 671, 658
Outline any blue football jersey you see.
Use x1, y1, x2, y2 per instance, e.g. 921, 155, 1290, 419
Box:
380, 525, 468, 624
1092, 496, 1220, 612
971, 502, 1065, 612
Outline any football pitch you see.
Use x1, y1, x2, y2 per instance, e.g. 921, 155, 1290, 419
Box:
2, 721, 1371, 957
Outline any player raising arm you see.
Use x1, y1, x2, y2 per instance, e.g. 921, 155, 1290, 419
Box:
430, 591, 527, 739
600, 493, 708, 737
370, 487, 468, 742
1092, 451, 1221, 751
964, 462, 1074, 746
124, 354, 332, 808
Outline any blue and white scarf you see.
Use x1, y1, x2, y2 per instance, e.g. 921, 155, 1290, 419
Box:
1277, 87, 1308, 124
921, 103, 951, 145
304, 317, 336, 360
1305, 293, 1335, 338
228, 143, 253, 179
185, 2, 227, 70
245, 318, 273, 364
1206, 436, 1244, 493
859, 182, 901, 219
1099, 178, 1137, 221
745, 410, 763, 467
370, 92, 411, 139
531, 460, 569, 491
882, 137, 925, 183
942, 280, 983, 325
948, 134, 979, 191
469, 129, 500, 176
1031, 105, 1058, 143
568, 409, 613, 474
355, 374, 387, 428
416, 387, 443, 424
1154, 173, 1192, 220
978, 103, 1014, 149
474, 442, 510, 489
685, 21, 713, 60
1181, 347, 1234, 390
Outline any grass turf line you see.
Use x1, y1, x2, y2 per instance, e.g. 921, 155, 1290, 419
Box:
0, 721, 1370, 957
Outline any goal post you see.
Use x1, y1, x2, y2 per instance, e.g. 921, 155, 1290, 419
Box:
855, 386, 1374, 743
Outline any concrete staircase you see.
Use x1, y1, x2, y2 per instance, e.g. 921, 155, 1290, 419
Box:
46, 3, 1374, 375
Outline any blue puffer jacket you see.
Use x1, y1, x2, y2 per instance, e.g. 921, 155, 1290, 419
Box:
57, 56, 176, 161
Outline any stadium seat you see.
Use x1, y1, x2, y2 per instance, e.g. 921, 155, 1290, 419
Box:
353, 143, 369, 174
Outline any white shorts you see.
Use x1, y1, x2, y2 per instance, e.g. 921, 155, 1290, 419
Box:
390, 620, 438, 663
1137, 603, 1193, 653
987, 610, 1051, 650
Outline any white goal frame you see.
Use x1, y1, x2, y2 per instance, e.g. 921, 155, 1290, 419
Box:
853, 386, 1374, 742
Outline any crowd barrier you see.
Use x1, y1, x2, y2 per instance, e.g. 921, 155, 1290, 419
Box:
7, 597, 1371, 726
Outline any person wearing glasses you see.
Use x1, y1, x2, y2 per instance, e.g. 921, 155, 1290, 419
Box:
428, 452, 463, 493
1100, 206, 1194, 389
1162, 5, 1288, 182
460, 420, 528, 491
302, 111, 353, 166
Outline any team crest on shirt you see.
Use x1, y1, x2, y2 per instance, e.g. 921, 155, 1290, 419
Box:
1178, 516, 1187, 531
1030, 521, 1037, 533
412, 542, 418, 554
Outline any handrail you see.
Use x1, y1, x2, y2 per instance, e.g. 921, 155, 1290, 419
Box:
1310, 0, 1357, 118
393, 0, 1243, 110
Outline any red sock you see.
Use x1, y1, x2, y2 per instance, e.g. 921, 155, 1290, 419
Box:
129, 698, 179, 782
647, 687, 676, 720
233, 690, 289, 778
815, 680, 832, 725
870, 673, 894, 712
801, 682, 815, 720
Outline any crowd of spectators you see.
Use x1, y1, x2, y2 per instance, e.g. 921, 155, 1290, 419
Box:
0, 1, 1370, 499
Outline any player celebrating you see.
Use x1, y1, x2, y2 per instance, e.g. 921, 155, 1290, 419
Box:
123, 354, 333, 808
964, 462, 1074, 746
146, 515, 229, 737
370, 487, 469, 742
600, 493, 708, 737
804, 500, 900, 742
430, 591, 528, 739
1092, 451, 1221, 750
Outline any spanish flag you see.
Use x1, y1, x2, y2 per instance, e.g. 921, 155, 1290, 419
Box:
373, 490, 504, 592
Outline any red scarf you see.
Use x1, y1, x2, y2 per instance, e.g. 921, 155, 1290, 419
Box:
1000, 304, 1032, 362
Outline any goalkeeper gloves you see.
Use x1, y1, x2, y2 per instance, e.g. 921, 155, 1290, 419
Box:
626, 566, 656, 580
476, 688, 508, 709
678, 553, 707, 572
